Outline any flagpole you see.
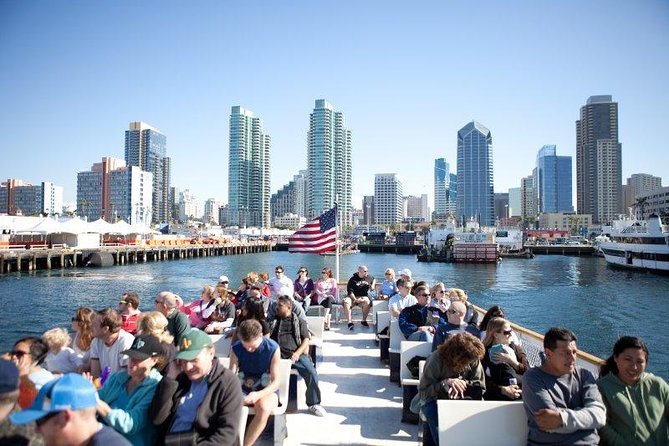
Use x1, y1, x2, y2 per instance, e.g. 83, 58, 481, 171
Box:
335, 199, 340, 284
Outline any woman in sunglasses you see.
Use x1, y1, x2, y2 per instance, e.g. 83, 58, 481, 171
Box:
481, 317, 529, 401
9, 337, 54, 408
293, 266, 315, 313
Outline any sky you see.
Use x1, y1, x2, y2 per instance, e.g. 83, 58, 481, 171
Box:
1, 0, 668, 212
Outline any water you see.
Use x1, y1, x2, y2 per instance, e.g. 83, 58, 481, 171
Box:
1, 252, 668, 379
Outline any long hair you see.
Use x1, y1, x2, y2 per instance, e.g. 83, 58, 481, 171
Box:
437, 332, 485, 373
482, 317, 508, 348
74, 307, 95, 351
137, 311, 174, 344
600, 336, 649, 377
479, 305, 504, 331
239, 297, 266, 323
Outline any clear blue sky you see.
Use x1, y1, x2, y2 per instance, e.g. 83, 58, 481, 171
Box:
1, 0, 668, 211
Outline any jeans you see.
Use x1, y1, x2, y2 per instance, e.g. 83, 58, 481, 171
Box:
408, 330, 433, 343
422, 399, 439, 446
292, 354, 321, 406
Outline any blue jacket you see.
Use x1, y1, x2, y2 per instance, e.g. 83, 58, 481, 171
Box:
98, 367, 162, 446
398, 304, 447, 338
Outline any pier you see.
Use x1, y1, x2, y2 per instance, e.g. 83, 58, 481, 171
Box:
0, 242, 273, 274
525, 244, 596, 256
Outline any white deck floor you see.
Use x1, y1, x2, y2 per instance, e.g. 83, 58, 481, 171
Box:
260, 322, 420, 446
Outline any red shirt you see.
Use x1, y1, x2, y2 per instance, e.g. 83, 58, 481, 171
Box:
121, 312, 140, 335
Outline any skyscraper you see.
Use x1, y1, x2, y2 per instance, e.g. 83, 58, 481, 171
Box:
622, 173, 663, 212
228, 106, 271, 228
535, 145, 573, 213
374, 174, 403, 225
576, 95, 622, 223
521, 175, 536, 223
434, 158, 456, 219
307, 99, 352, 225
77, 157, 152, 224
434, 158, 448, 216
456, 121, 494, 226
124, 122, 170, 224
0, 179, 63, 216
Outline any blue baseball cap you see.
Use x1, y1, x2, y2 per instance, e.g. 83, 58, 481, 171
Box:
0, 358, 19, 394
10, 373, 98, 425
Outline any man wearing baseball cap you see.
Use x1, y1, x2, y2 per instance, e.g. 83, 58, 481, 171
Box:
10, 373, 130, 445
150, 329, 243, 445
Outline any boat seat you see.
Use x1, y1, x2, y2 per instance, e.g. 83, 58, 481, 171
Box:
436, 400, 528, 446
400, 340, 432, 424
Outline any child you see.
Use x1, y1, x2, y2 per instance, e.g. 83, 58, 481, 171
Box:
42, 327, 82, 374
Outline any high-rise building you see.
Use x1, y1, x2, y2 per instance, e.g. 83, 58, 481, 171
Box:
374, 174, 403, 225
535, 145, 573, 213
177, 189, 199, 223
494, 193, 509, 220
622, 173, 663, 213
270, 170, 307, 225
362, 196, 375, 226
576, 95, 622, 223
204, 199, 222, 225
521, 175, 537, 223
456, 121, 494, 226
635, 186, 669, 220
434, 158, 457, 220
228, 106, 271, 228
405, 194, 430, 222
508, 187, 521, 218
77, 157, 152, 224
307, 99, 352, 225
125, 122, 170, 224
434, 158, 448, 215
0, 179, 63, 216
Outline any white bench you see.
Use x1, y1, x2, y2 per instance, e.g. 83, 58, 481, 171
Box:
209, 334, 232, 358
377, 311, 391, 362
305, 316, 325, 367
436, 400, 528, 446
220, 357, 293, 446
388, 319, 403, 384
371, 299, 389, 344
400, 341, 432, 424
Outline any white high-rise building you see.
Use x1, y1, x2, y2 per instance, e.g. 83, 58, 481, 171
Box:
228, 106, 271, 228
109, 166, 153, 225
178, 189, 199, 222
374, 174, 403, 225
405, 194, 430, 222
307, 99, 352, 225
204, 199, 222, 224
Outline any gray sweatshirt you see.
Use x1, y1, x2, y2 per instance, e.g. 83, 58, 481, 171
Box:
522, 366, 606, 445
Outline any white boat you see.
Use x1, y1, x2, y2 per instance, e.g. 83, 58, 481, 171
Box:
599, 214, 669, 272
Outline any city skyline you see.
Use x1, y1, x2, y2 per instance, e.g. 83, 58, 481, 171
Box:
1, 1, 668, 210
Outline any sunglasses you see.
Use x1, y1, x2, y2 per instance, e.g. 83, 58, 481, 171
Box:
299, 270, 306, 273
118, 301, 127, 305
447, 309, 459, 314
275, 270, 283, 274
10, 350, 29, 359
416, 293, 429, 297
154, 299, 163, 304
502, 330, 513, 336
437, 290, 446, 293
36, 411, 61, 427
71, 317, 82, 322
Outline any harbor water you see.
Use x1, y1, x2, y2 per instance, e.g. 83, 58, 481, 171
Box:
1, 252, 667, 379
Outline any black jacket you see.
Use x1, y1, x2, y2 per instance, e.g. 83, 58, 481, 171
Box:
150, 357, 243, 446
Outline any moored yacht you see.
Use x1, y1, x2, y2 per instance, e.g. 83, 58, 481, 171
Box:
599, 214, 669, 272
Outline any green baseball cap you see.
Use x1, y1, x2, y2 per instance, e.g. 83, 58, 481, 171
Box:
176, 329, 213, 361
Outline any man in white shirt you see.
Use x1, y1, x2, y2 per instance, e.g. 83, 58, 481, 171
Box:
89, 308, 134, 378
269, 265, 293, 300
388, 278, 417, 318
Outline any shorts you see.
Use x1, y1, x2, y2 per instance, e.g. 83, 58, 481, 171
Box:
343, 295, 370, 307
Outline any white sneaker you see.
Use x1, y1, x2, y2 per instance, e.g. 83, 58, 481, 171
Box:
308, 404, 327, 417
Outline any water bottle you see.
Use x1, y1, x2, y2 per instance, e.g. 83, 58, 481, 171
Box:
509, 377, 518, 386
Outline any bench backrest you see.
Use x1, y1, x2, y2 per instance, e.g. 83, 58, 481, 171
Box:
210, 334, 232, 358
399, 340, 432, 382
389, 319, 403, 351
305, 316, 325, 345
376, 311, 390, 334
436, 400, 528, 446
372, 299, 389, 324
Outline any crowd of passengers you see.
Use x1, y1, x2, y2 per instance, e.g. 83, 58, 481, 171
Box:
0, 264, 667, 446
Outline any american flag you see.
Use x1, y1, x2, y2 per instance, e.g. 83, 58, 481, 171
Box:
288, 206, 338, 254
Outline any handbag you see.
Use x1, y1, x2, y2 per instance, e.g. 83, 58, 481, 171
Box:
164, 430, 197, 446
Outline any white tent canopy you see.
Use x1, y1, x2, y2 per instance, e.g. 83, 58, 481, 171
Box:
88, 218, 118, 234
58, 217, 91, 235
17, 217, 63, 235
